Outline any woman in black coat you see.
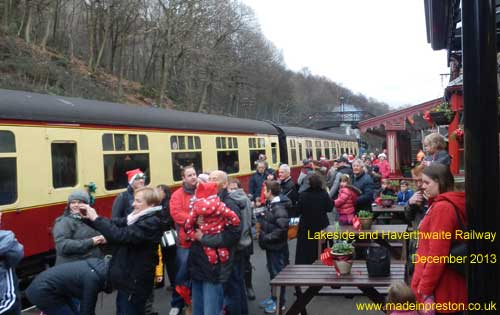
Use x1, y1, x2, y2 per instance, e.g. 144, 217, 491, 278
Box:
80, 187, 168, 315
295, 174, 332, 265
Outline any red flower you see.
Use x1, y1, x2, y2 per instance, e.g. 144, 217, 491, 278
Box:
423, 111, 433, 125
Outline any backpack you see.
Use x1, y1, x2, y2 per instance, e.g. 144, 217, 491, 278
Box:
232, 190, 253, 251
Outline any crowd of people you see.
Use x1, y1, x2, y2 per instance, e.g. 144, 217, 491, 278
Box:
0, 132, 467, 315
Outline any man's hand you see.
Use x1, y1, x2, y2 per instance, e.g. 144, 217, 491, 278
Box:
80, 205, 99, 221
92, 235, 106, 245
196, 216, 204, 226
409, 191, 423, 206
194, 229, 203, 241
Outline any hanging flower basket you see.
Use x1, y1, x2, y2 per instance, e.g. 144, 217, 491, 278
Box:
430, 111, 455, 125
429, 102, 455, 125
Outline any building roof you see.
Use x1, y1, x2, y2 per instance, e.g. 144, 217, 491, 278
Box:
358, 98, 442, 132
0, 89, 278, 135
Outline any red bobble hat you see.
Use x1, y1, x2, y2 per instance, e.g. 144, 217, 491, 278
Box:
126, 169, 144, 185
195, 181, 219, 199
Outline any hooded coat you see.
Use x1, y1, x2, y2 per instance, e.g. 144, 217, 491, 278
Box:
334, 185, 362, 216
258, 195, 290, 251
410, 192, 467, 309
52, 208, 103, 265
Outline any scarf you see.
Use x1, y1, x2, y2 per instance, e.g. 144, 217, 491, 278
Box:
127, 206, 162, 226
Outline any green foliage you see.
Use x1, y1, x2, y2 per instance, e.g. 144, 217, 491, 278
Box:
331, 241, 354, 255
432, 102, 454, 121
139, 85, 158, 99
380, 194, 397, 201
357, 210, 373, 218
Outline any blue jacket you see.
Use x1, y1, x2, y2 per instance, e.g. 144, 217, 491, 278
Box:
248, 171, 267, 201
397, 189, 414, 206
352, 172, 374, 211
0, 230, 24, 314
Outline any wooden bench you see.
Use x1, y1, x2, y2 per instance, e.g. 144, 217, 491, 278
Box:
272, 261, 405, 315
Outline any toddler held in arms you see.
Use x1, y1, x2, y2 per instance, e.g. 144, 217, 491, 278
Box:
184, 181, 240, 264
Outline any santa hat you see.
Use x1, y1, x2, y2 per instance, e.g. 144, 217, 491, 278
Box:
378, 153, 387, 159
126, 169, 145, 185
320, 155, 326, 161
195, 181, 218, 199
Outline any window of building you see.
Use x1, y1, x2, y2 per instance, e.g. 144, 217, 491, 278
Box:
171, 135, 202, 181
305, 140, 313, 159
51, 142, 77, 188
0, 131, 17, 205
249, 137, 266, 170
216, 137, 239, 174
289, 139, 297, 165
102, 133, 150, 190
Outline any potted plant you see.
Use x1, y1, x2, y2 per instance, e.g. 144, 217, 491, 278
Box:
357, 210, 374, 229
331, 241, 355, 275
429, 101, 455, 125
380, 195, 397, 208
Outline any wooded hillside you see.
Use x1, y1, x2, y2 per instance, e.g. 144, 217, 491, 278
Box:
0, 0, 391, 124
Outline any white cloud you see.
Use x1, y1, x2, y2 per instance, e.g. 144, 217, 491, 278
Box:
242, 0, 449, 108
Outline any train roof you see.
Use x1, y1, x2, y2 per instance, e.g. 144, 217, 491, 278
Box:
0, 89, 279, 135
279, 125, 356, 141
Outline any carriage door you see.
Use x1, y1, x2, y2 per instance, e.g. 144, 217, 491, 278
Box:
46, 128, 82, 203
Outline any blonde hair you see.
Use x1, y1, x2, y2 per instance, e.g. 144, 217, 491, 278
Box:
134, 187, 161, 206
339, 174, 351, 184
386, 281, 416, 305
424, 132, 447, 151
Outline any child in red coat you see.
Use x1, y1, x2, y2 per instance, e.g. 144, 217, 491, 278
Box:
334, 174, 361, 225
184, 181, 240, 264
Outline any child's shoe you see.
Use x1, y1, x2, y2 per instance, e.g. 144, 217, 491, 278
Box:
259, 296, 274, 309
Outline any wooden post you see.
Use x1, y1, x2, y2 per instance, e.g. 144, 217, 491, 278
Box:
462, 0, 499, 311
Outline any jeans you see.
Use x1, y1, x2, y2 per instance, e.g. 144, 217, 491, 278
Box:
171, 247, 190, 308
223, 253, 248, 315
266, 247, 287, 304
192, 280, 224, 315
116, 290, 146, 315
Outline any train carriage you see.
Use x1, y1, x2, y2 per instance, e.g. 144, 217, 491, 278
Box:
0, 88, 357, 280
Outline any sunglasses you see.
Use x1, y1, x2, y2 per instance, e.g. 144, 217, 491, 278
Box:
135, 175, 146, 180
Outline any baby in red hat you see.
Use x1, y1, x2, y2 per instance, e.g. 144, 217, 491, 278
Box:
184, 182, 240, 264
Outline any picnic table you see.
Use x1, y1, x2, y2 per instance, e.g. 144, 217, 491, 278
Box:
372, 204, 405, 213
317, 224, 409, 260
271, 260, 406, 315
372, 204, 406, 224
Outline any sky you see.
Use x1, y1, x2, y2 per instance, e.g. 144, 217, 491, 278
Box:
242, 0, 449, 108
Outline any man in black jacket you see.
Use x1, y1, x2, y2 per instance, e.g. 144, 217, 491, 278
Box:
257, 180, 289, 314
351, 159, 374, 212
188, 170, 242, 315
26, 257, 110, 315
278, 164, 298, 217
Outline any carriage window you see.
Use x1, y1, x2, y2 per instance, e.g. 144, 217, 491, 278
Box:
271, 142, 277, 164
298, 143, 303, 161
315, 141, 322, 160
0, 131, 16, 153
171, 135, 203, 181
102, 134, 113, 151
249, 137, 266, 170
139, 135, 149, 150
305, 140, 313, 159
216, 137, 239, 174
51, 143, 77, 188
114, 134, 125, 151
289, 139, 297, 166
0, 131, 17, 205
129, 135, 138, 151
104, 154, 150, 190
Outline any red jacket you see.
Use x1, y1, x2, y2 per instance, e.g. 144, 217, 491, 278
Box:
411, 191, 467, 310
374, 160, 391, 178
334, 186, 360, 215
169, 186, 195, 248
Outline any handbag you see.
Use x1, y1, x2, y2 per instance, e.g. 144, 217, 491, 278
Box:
366, 246, 390, 277
448, 204, 467, 276
160, 229, 178, 248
